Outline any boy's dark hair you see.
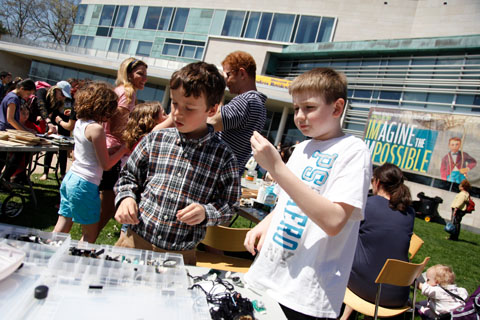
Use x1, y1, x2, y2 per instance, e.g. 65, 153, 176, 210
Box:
0, 71, 11, 79
288, 67, 348, 105
16, 79, 36, 91
75, 81, 118, 123
170, 62, 226, 110
222, 51, 257, 79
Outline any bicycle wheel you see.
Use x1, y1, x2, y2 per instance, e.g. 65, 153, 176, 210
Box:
1, 193, 25, 218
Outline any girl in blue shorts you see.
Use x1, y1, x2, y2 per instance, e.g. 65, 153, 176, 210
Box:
53, 82, 127, 243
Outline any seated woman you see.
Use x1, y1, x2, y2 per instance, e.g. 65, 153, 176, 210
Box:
340, 163, 415, 320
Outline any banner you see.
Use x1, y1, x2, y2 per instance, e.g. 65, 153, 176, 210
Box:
256, 75, 291, 89
364, 108, 480, 186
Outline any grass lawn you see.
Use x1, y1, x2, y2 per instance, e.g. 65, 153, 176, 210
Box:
1, 173, 479, 297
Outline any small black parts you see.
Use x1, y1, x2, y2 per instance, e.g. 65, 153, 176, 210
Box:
88, 285, 103, 290
162, 259, 178, 268
34, 285, 49, 299
69, 247, 105, 258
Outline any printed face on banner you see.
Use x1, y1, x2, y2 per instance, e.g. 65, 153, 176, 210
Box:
364, 108, 479, 186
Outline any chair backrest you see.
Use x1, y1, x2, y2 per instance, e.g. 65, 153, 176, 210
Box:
200, 225, 250, 252
375, 257, 430, 287
408, 233, 424, 260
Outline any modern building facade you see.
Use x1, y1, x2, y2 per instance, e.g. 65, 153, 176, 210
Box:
1, 0, 479, 229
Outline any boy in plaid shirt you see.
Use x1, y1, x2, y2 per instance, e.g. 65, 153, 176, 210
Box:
114, 62, 240, 265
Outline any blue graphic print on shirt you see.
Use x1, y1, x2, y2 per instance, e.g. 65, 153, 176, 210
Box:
272, 151, 338, 251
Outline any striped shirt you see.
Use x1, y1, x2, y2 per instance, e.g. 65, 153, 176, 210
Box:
217, 90, 267, 173
114, 126, 240, 250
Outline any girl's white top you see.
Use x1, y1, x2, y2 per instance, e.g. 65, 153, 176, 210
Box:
70, 119, 103, 186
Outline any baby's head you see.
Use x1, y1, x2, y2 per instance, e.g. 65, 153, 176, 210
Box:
426, 264, 456, 287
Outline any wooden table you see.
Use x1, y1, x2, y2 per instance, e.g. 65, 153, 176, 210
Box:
0, 143, 61, 207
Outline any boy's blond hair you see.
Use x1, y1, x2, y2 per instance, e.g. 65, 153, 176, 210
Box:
288, 67, 348, 105
430, 264, 456, 286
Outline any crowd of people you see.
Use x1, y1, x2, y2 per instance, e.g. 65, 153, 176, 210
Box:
0, 50, 474, 320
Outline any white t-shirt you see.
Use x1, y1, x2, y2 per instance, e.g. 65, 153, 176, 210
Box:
244, 134, 372, 318
70, 119, 103, 185
420, 284, 468, 317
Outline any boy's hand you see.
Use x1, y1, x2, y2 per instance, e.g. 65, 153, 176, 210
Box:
115, 197, 139, 224
244, 218, 269, 256
176, 203, 206, 225
250, 131, 283, 173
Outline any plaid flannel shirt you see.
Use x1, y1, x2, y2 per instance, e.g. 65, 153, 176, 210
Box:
114, 126, 240, 250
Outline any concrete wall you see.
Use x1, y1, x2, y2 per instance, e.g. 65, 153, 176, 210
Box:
204, 37, 283, 73
0, 51, 32, 79
406, 181, 480, 233
81, 0, 480, 41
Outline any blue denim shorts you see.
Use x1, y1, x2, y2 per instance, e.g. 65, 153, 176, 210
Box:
58, 171, 100, 225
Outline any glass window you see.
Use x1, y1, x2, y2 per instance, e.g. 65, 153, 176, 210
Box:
114, 6, 128, 27
317, 17, 334, 42
99, 5, 115, 26
171, 8, 189, 32
295, 15, 319, 43
268, 13, 295, 42
96, 27, 110, 37
35, 61, 50, 79
78, 36, 86, 48
379, 91, 401, 105
109, 39, 120, 52
75, 5, 87, 24
62, 68, 79, 81
184, 8, 213, 34
181, 46, 196, 58
158, 7, 173, 30
244, 12, 260, 39
403, 92, 427, 105
221, 10, 245, 37
143, 7, 162, 29
195, 47, 204, 60
136, 41, 152, 56
129, 6, 139, 28
257, 12, 272, 40
69, 35, 80, 47
209, 10, 226, 35
48, 65, 62, 82
121, 40, 130, 54
84, 37, 94, 49
162, 43, 180, 56
354, 90, 372, 99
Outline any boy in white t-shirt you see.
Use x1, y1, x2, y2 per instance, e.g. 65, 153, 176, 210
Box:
244, 68, 372, 320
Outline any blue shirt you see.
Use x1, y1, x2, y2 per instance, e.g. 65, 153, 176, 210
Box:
0, 91, 22, 131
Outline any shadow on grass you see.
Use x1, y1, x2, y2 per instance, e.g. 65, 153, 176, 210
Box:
0, 178, 60, 230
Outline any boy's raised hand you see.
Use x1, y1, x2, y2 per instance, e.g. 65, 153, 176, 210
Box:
176, 203, 206, 225
115, 197, 139, 224
250, 131, 283, 174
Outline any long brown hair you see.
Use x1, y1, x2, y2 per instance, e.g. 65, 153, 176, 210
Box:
122, 102, 164, 149
373, 163, 412, 212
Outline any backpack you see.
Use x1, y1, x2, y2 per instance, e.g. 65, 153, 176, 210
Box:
449, 285, 480, 320
466, 197, 475, 214
35, 81, 52, 90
